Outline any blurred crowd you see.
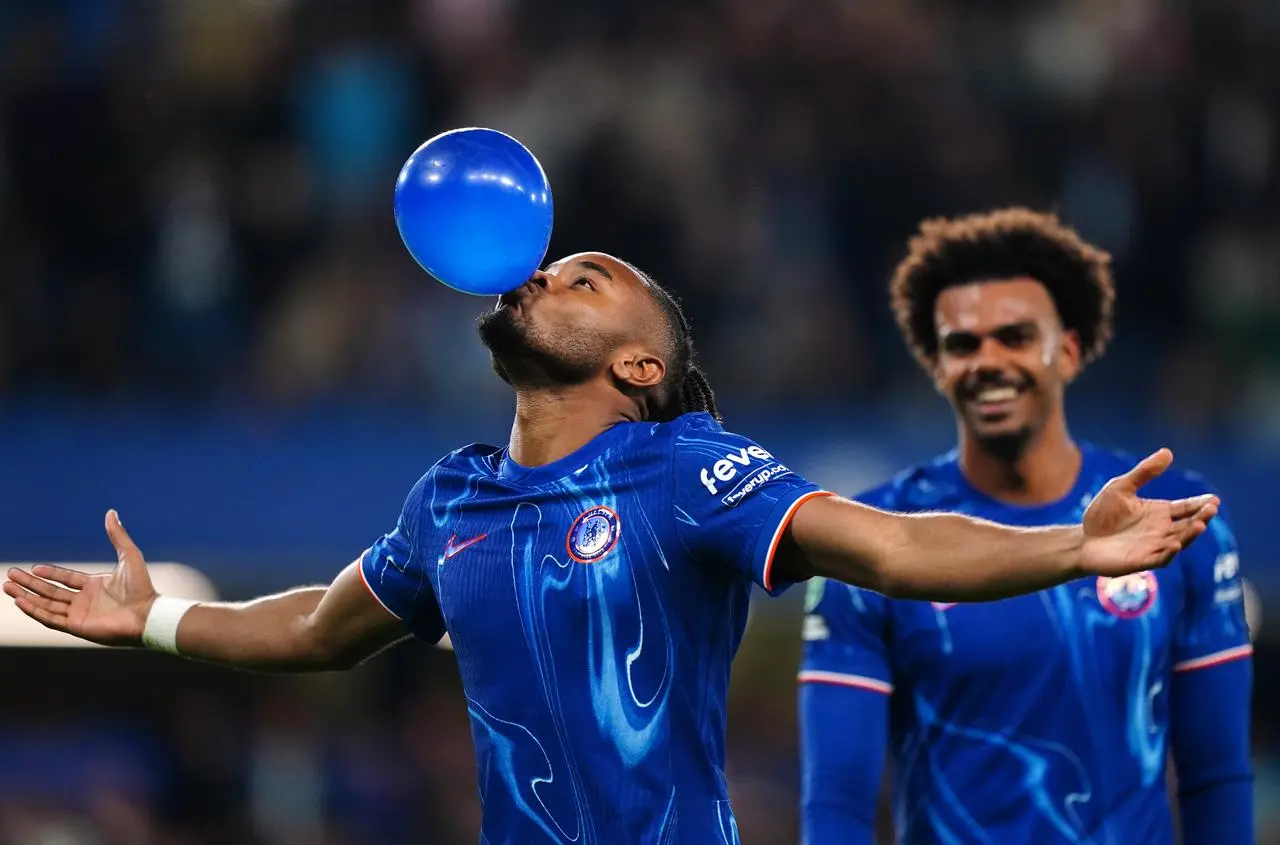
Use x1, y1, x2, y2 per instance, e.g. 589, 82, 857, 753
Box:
0, 0, 1278, 439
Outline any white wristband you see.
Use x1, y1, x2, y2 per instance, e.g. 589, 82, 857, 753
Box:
141, 596, 198, 655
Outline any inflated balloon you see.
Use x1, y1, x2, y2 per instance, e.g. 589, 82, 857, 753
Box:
394, 127, 554, 296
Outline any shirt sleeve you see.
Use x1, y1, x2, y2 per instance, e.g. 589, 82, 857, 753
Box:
1168, 491, 1255, 843
798, 576, 892, 844
1171, 498, 1252, 672
798, 576, 894, 695
670, 415, 833, 595
800, 681, 887, 845
359, 474, 447, 643
1170, 659, 1254, 845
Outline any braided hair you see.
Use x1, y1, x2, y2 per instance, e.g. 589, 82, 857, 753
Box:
635, 271, 722, 424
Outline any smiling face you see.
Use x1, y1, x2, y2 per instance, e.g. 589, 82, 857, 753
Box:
932, 277, 1081, 453
476, 252, 671, 391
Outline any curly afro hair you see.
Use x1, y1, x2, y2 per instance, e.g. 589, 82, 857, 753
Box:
889, 207, 1116, 371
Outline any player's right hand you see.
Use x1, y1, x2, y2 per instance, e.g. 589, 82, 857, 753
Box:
2, 510, 157, 647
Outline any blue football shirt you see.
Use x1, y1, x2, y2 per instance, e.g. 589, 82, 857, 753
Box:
361, 412, 831, 844
799, 443, 1252, 844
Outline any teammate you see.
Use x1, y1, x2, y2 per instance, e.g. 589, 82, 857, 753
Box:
798, 210, 1253, 844
6, 251, 1219, 845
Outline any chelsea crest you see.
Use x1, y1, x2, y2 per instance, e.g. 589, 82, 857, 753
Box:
567, 505, 621, 564
1096, 571, 1159, 619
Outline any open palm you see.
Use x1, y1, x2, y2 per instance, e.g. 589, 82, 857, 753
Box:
1081, 449, 1219, 577
3, 510, 156, 646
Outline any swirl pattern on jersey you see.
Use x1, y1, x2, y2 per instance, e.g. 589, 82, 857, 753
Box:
801, 445, 1251, 845
366, 415, 818, 844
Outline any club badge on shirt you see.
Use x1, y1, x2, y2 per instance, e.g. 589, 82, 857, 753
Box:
567, 505, 621, 563
1096, 571, 1159, 619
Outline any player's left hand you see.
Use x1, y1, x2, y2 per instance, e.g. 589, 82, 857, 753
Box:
1081, 448, 1219, 577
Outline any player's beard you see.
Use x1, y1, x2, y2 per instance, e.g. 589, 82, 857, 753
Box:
972, 425, 1036, 465
476, 307, 613, 389
955, 371, 1043, 464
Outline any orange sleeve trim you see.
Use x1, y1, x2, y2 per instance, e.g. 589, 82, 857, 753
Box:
798, 670, 893, 694
762, 490, 837, 592
1173, 643, 1252, 673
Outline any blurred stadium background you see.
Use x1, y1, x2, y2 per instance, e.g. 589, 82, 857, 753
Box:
1, 0, 1278, 842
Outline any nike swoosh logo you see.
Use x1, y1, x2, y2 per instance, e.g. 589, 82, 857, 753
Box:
443, 533, 488, 560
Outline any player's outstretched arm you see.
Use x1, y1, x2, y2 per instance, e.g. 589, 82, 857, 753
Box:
3, 510, 407, 671
774, 449, 1220, 602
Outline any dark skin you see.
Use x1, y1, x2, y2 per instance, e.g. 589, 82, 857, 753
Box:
476, 252, 673, 467
932, 277, 1083, 505
3, 253, 1219, 664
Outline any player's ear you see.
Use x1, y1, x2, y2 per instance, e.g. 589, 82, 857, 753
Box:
1058, 328, 1082, 384
610, 347, 666, 390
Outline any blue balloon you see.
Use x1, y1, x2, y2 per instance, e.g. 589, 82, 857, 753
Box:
394, 127, 554, 296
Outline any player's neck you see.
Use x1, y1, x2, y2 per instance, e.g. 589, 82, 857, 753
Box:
508, 387, 634, 468
958, 417, 1081, 506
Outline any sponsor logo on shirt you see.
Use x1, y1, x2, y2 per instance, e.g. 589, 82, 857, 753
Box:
804, 577, 828, 612
1213, 583, 1244, 605
1213, 551, 1239, 583
722, 463, 792, 507
1211, 552, 1243, 605
802, 614, 830, 641
698, 444, 792, 507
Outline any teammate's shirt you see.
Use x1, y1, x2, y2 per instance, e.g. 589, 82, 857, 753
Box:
362, 412, 830, 845
799, 443, 1252, 844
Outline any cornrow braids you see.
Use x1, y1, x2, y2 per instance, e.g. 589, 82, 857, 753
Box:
635, 271, 722, 424
679, 366, 719, 423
